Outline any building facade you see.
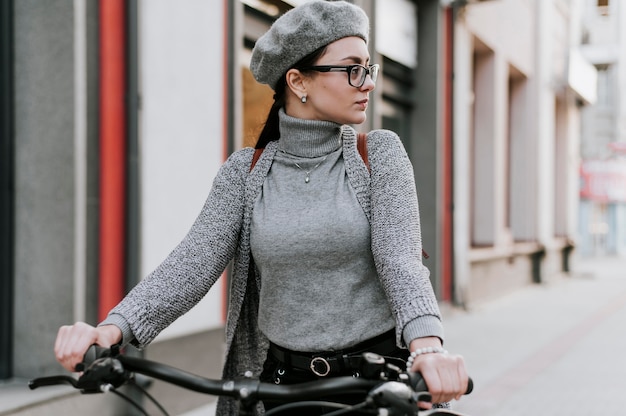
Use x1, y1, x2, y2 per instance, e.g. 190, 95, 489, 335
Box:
451, 0, 596, 305
578, 0, 626, 257
0, 0, 595, 414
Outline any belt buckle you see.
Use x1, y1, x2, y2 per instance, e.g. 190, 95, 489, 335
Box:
310, 356, 331, 377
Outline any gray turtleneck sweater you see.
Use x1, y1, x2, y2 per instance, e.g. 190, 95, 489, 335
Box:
251, 111, 395, 352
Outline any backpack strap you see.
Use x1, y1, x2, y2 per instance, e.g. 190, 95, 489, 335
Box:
357, 132, 369, 172
250, 148, 264, 173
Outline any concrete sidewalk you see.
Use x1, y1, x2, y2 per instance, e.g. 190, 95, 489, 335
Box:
444, 255, 626, 416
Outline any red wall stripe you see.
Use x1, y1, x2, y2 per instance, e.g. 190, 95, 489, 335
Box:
98, 0, 127, 321
441, 7, 454, 302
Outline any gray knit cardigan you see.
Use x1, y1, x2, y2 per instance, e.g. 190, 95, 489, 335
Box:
106, 125, 443, 415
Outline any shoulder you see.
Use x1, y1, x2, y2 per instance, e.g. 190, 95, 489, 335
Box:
365, 129, 409, 164
226, 147, 256, 166
366, 128, 400, 142
208, 147, 257, 188
220, 147, 256, 174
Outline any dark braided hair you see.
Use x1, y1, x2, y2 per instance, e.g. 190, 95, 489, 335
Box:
255, 45, 328, 149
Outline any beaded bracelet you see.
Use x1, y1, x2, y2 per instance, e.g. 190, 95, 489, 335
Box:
406, 346, 448, 370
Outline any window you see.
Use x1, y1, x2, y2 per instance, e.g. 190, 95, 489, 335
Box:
381, 56, 415, 152
470, 44, 532, 247
597, 0, 609, 16
554, 98, 568, 238
596, 65, 613, 108
507, 67, 532, 242
470, 43, 497, 247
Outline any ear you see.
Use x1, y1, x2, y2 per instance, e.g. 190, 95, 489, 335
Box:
285, 68, 308, 101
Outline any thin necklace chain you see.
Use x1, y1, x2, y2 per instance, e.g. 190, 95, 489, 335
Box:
281, 149, 327, 184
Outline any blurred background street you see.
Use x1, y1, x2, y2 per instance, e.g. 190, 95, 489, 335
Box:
446, 255, 626, 416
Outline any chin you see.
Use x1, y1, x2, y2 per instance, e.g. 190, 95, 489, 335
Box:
345, 112, 367, 126
326, 111, 367, 126
352, 116, 367, 126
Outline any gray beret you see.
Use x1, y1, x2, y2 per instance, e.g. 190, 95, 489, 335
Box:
250, 0, 370, 90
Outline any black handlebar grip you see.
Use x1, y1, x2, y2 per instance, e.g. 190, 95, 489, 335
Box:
75, 345, 111, 372
409, 372, 474, 395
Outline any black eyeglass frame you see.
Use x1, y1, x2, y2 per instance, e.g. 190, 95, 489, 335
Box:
301, 64, 380, 88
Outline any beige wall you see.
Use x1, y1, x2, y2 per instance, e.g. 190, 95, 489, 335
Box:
453, 0, 587, 305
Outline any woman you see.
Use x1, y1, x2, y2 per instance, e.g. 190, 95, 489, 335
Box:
55, 1, 468, 414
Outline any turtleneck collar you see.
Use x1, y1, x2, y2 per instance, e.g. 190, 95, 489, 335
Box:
277, 108, 343, 158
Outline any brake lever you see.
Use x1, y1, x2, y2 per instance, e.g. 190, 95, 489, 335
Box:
29, 345, 123, 392
76, 356, 130, 394
29, 375, 80, 390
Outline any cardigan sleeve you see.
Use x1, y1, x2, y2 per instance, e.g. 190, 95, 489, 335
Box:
366, 130, 444, 347
102, 148, 254, 348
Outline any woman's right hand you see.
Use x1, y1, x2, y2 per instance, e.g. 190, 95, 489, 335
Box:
54, 322, 122, 372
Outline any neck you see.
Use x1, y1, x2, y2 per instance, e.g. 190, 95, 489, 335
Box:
278, 109, 343, 158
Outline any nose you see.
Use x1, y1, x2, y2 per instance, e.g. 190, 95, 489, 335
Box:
360, 73, 376, 91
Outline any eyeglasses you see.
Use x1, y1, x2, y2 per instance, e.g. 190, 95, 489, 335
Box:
302, 64, 379, 88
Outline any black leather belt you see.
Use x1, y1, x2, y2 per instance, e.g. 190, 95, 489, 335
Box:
268, 330, 401, 377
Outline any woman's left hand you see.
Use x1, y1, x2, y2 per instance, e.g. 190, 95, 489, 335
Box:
408, 338, 469, 406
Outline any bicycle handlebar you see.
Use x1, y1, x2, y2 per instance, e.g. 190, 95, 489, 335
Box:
29, 345, 473, 415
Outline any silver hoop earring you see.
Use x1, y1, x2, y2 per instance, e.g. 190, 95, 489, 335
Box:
301, 95, 307, 104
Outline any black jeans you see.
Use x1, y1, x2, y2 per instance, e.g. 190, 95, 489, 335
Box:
259, 333, 409, 415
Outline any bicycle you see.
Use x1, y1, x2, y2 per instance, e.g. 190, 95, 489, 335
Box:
29, 344, 473, 415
